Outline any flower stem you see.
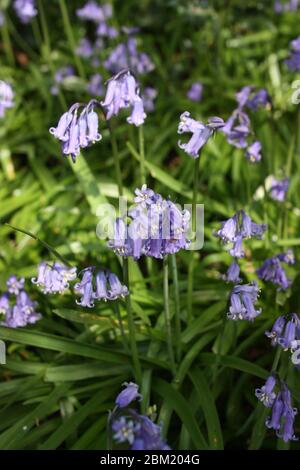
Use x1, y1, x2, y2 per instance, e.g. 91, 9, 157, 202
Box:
123, 257, 142, 384
171, 254, 182, 362
187, 253, 195, 323
192, 156, 200, 235
1, 14, 15, 66
138, 125, 146, 186
163, 255, 176, 375
108, 122, 123, 197
271, 346, 282, 374
58, 0, 86, 80
113, 302, 129, 354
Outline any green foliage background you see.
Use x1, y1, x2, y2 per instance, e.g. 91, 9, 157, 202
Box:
0, 0, 300, 450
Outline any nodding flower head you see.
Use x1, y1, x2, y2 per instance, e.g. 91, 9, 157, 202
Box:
76, 1, 112, 22
222, 261, 241, 283
32, 262, 77, 294
6, 275, 25, 295
177, 112, 224, 159
101, 70, 146, 126
255, 375, 277, 408
269, 177, 289, 202
115, 382, 142, 408
257, 251, 294, 291
108, 187, 190, 260
14, 0, 37, 24
228, 281, 261, 321
246, 141, 262, 163
75, 267, 128, 308
0, 81, 14, 118
264, 380, 298, 443
215, 210, 266, 258
49, 100, 102, 162
187, 82, 203, 102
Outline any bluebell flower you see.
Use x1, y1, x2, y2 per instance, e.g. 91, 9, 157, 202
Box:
32, 262, 77, 294
187, 82, 203, 102
76, 38, 94, 58
108, 188, 190, 259
111, 383, 170, 450
142, 87, 157, 113
228, 281, 261, 321
266, 316, 286, 346
246, 141, 262, 163
0, 293, 10, 317
101, 70, 144, 125
222, 109, 250, 149
266, 382, 298, 442
107, 272, 129, 300
87, 73, 104, 96
112, 417, 140, 445
178, 112, 224, 158
76, 1, 111, 22
96, 22, 118, 38
4, 290, 41, 328
215, 210, 266, 257
49, 100, 102, 162
257, 251, 294, 290
269, 177, 289, 202
104, 38, 154, 76
131, 415, 170, 450
6, 275, 25, 295
222, 261, 241, 283
115, 382, 142, 408
14, 0, 37, 24
0, 81, 14, 118
285, 36, 300, 71
255, 376, 277, 408
75, 267, 128, 307
51, 66, 75, 96
247, 89, 271, 111
74, 267, 95, 308
0, 11, 4, 27
275, 0, 299, 12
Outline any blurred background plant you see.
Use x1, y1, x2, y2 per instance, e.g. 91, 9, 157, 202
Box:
0, 0, 300, 450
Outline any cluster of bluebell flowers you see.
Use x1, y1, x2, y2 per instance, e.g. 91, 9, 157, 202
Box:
266, 313, 300, 366
275, 0, 299, 12
177, 112, 224, 158
49, 99, 102, 162
110, 382, 170, 450
108, 185, 190, 259
215, 210, 267, 258
32, 262, 77, 294
74, 267, 129, 308
0, 275, 41, 328
0, 81, 14, 118
222, 86, 270, 162
256, 376, 298, 442
257, 250, 294, 290
102, 70, 146, 126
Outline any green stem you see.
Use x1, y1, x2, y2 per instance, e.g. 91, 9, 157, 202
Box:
138, 125, 146, 186
113, 302, 129, 354
123, 257, 142, 384
37, 0, 67, 110
192, 156, 200, 235
1, 14, 15, 66
108, 122, 123, 197
32, 16, 43, 47
163, 256, 176, 375
187, 253, 195, 323
271, 346, 282, 373
58, 0, 86, 80
171, 254, 181, 362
